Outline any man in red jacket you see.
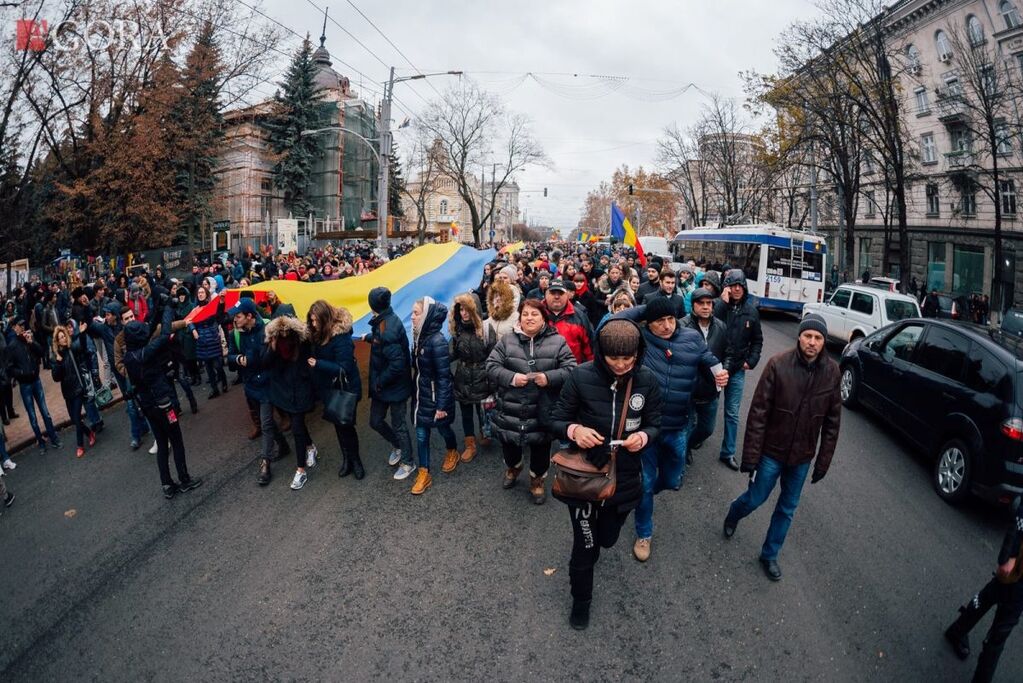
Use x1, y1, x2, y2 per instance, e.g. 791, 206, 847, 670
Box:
722, 314, 841, 581
544, 280, 593, 363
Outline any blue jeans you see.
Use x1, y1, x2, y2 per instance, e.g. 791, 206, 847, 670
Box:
19, 378, 58, 445
415, 424, 456, 470
114, 372, 148, 442
634, 428, 689, 539
688, 397, 719, 450
726, 455, 811, 561
719, 370, 745, 460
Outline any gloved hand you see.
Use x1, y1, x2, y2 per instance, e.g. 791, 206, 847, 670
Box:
585, 447, 611, 469
811, 470, 826, 484
739, 461, 756, 474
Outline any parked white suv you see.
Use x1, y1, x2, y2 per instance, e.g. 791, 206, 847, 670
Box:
802, 284, 921, 344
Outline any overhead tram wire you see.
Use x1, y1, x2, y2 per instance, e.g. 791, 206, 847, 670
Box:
342, 0, 445, 99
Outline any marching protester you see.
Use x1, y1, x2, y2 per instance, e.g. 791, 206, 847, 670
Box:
722, 314, 841, 581
364, 287, 416, 480
121, 305, 201, 499
636, 264, 660, 304
714, 269, 763, 471
226, 297, 290, 486
307, 300, 364, 480
613, 297, 727, 561
190, 288, 229, 399
51, 324, 97, 458
448, 294, 493, 465
544, 279, 593, 364
944, 501, 1023, 683
549, 319, 661, 630
260, 310, 315, 491
644, 268, 685, 318
486, 298, 576, 503
409, 297, 457, 495
9, 318, 61, 453
682, 287, 728, 463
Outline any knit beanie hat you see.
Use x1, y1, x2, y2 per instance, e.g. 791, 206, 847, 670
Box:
598, 319, 641, 357
500, 264, 518, 282
691, 287, 715, 303
644, 296, 676, 324
798, 313, 828, 338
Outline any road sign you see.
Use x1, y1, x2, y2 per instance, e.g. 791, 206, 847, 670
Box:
212, 220, 230, 231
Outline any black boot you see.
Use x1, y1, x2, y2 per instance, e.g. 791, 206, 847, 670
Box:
189, 396, 199, 415
944, 604, 979, 661
257, 458, 271, 486
221, 380, 229, 394
208, 388, 221, 400
337, 453, 352, 478
569, 600, 591, 630
351, 452, 365, 480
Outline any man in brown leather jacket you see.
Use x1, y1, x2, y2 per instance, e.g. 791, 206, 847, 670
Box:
722, 313, 842, 581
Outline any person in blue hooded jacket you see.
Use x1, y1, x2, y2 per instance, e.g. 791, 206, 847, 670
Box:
362, 287, 415, 480
612, 296, 728, 562
408, 296, 456, 496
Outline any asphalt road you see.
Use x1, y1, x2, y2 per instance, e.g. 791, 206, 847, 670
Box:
1, 313, 1019, 682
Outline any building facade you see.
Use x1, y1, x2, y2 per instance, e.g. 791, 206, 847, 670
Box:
402, 170, 520, 244
821, 0, 1023, 308
212, 32, 379, 251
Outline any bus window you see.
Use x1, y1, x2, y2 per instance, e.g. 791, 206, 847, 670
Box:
766, 245, 824, 282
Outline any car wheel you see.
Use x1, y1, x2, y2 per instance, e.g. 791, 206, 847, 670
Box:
839, 365, 859, 408
933, 438, 972, 505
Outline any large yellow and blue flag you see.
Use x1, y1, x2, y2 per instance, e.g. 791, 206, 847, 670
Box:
187, 242, 496, 337
610, 202, 646, 266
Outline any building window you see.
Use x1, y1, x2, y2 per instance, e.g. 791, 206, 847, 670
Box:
863, 153, 876, 174
859, 238, 872, 274
1002, 1, 1022, 29
968, 15, 985, 45
865, 190, 878, 217
907, 44, 921, 72
951, 126, 972, 153
259, 178, 273, 218
960, 187, 977, 216
935, 30, 952, 60
945, 76, 963, 98
997, 122, 1012, 154
980, 64, 997, 96
921, 133, 937, 163
926, 183, 940, 215
914, 87, 930, 114
1001, 180, 1017, 215
953, 244, 985, 294
928, 242, 946, 292
439, 199, 448, 215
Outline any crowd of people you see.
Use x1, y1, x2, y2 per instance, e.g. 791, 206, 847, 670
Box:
0, 237, 1019, 680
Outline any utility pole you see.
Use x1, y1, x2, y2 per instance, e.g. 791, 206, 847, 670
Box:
810, 145, 819, 234
377, 67, 394, 258
481, 167, 487, 246
489, 163, 497, 241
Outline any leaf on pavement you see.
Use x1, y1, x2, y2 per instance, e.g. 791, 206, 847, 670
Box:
543, 567, 557, 576
64, 509, 77, 518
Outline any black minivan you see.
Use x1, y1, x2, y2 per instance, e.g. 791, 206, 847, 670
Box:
839, 319, 1023, 505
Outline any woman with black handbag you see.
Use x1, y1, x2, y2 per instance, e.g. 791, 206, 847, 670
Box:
548, 319, 662, 630
307, 300, 364, 480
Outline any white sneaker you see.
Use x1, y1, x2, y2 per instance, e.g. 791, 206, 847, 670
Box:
1, 459, 15, 471
148, 441, 159, 454
387, 449, 402, 467
305, 444, 318, 468
393, 463, 416, 480
290, 470, 308, 490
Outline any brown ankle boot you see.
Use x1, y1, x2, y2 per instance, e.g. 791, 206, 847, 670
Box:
247, 406, 262, 440
442, 448, 459, 473
460, 436, 477, 463
529, 474, 546, 504
503, 465, 522, 489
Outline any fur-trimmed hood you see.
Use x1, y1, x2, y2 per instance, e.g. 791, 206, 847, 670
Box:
265, 314, 308, 343
450, 292, 483, 338
487, 281, 515, 322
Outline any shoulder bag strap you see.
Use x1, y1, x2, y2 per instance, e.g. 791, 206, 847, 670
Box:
615, 377, 632, 441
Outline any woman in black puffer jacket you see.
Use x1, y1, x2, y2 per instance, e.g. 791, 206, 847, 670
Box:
409, 296, 456, 496
486, 298, 576, 504
549, 318, 662, 631
448, 293, 494, 465
51, 324, 96, 458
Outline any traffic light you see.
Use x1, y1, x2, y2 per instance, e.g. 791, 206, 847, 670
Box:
628, 183, 634, 195
543, 187, 548, 197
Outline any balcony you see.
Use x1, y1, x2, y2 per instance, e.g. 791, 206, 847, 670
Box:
435, 214, 457, 223
935, 89, 967, 123
945, 150, 974, 169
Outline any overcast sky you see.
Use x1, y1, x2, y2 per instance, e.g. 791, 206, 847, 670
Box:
261, 0, 822, 234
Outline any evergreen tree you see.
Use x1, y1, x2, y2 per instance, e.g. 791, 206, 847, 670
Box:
266, 37, 321, 218
172, 20, 225, 254
388, 139, 405, 218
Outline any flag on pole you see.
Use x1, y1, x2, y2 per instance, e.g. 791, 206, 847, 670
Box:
610, 202, 646, 266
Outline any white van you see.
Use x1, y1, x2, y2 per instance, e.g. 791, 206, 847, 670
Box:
638, 236, 671, 262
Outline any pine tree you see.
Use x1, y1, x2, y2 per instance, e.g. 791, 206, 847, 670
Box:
388, 139, 405, 218
266, 37, 321, 218
172, 20, 224, 255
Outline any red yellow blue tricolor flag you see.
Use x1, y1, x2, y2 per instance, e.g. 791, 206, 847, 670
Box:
610, 202, 646, 267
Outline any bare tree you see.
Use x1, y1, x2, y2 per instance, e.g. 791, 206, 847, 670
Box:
421, 80, 547, 247
400, 133, 442, 245
656, 123, 710, 229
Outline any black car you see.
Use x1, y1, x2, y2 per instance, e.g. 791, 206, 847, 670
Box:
1002, 308, 1023, 338
839, 319, 1023, 505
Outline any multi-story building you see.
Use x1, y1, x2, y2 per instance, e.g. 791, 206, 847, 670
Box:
212, 32, 379, 251
402, 169, 520, 244
805, 0, 1023, 308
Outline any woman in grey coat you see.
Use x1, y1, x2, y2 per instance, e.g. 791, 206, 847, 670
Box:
486, 298, 576, 504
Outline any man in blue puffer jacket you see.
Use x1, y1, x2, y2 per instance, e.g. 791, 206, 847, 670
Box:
613, 296, 728, 562
362, 287, 415, 480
